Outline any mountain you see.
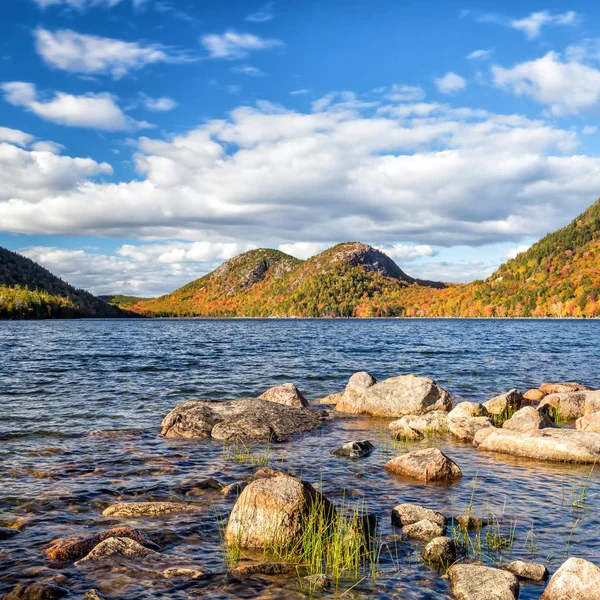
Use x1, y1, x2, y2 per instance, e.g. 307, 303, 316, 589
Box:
0, 247, 129, 319
132, 242, 445, 318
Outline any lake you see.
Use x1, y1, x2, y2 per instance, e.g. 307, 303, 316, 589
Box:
1, 318, 600, 599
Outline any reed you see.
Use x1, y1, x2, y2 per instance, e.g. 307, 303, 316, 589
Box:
222, 436, 272, 466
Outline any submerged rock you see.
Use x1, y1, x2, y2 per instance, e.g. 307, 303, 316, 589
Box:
391, 503, 446, 528
0, 527, 19, 540
1, 583, 68, 600
102, 502, 201, 517
541, 557, 600, 599
162, 567, 208, 579
506, 560, 548, 581
449, 564, 519, 600
402, 519, 445, 541
75, 537, 159, 565
335, 374, 452, 418
483, 389, 523, 416
230, 562, 295, 577
502, 406, 554, 433
389, 411, 449, 440
448, 416, 494, 442
385, 448, 462, 482
83, 591, 104, 600
225, 474, 333, 549
473, 428, 600, 463
221, 481, 248, 497
161, 398, 329, 442
576, 412, 600, 432
258, 383, 308, 408
421, 536, 457, 566
302, 574, 331, 590
332, 440, 375, 458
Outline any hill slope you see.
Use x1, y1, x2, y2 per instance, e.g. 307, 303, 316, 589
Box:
0, 247, 128, 319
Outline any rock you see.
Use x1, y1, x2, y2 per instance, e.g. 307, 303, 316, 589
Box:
523, 389, 546, 403
391, 504, 446, 528
302, 574, 331, 590
318, 392, 344, 405
473, 428, 600, 463
448, 402, 489, 420
163, 567, 208, 579
506, 560, 548, 581
102, 502, 201, 517
421, 536, 457, 566
449, 564, 519, 600
483, 389, 523, 416
230, 562, 295, 577
84, 592, 104, 600
258, 383, 308, 408
250, 467, 283, 480
225, 474, 333, 549
455, 515, 486, 530
583, 391, 600, 415
449, 417, 495, 442
221, 481, 248, 497
576, 412, 600, 432
539, 393, 587, 421
184, 478, 223, 496
46, 526, 159, 561
75, 537, 158, 565
161, 398, 329, 442
332, 440, 375, 458
540, 382, 592, 395
385, 448, 462, 482
336, 374, 452, 418
0, 527, 19, 540
1, 583, 69, 600
540, 557, 600, 599
402, 519, 445, 542
502, 406, 554, 433
389, 411, 449, 440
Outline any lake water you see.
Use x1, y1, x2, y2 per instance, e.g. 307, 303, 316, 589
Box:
1, 318, 600, 599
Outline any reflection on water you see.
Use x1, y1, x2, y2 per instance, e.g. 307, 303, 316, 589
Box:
1, 318, 600, 599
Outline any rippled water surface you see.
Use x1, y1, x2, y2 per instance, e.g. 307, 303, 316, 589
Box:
1, 318, 600, 599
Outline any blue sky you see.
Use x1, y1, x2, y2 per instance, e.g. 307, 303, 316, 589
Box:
1, 0, 600, 295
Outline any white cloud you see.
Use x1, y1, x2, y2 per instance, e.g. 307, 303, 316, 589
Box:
139, 94, 178, 112
434, 72, 466, 95
35, 28, 189, 79
408, 259, 497, 283
583, 125, 597, 135
511, 11, 579, 40
0, 127, 34, 147
506, 244, 531, 259
277, 242, 329, 260
290, 89, 310, 96
33, 0, 146, 9
492, 52, 600, 115
466, 49, 492, 61
376, 244, 437, 262
384, 84, 426, 102
231, 65, 265, 76
201, 30, 283, 59
246, 2, 274, 23
2, 82, 150, 131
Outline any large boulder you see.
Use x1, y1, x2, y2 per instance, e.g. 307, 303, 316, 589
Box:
540, 382, 592, 395
473, 428, 600, 463
391, 503, 446, 528
388, 411, 449, 440
576, 412, 600, 432
336, 374, 452, 418
483, 389, 523, 416
523, 389, 546, 403
506, 560, 548, 581
258, 383, 308, 408
332, 440, 374, 458
449, 564, 519, 600
161, 398, 329, 442
502, 406, 554, 433
541, 557, 600, 599
385, 448, 461, 482
448, 402, 489, 420
225, 474, 332, 549
539, 392, 588, 421
449, 417, 495, 442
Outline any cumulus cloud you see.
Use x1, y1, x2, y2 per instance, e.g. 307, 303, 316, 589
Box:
0, 126, 34, 147
506, 244, 531, 259
466, 49, 492, 61
492, 51, 600, 115
435, 72, 466, 95
139, 94, 178, 112
277, 242, 329, 260
376, 244, 437, 262
35, 28, 189, 79
384, 84, 426, 102
201, 30, 283, 59
511, 11, 579, 40
2, 82, 150, 131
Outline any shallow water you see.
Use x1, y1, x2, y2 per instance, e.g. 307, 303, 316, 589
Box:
1, 318, 600, 599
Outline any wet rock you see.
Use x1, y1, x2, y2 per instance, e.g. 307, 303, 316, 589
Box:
523, 389, 546, 403
83, 592, 104, 600
391, 503, 446, 528
87, 429, 142, 438
448, 402, 489, 420
483, 389, 523, 416
75, 537, 159, 565
302, 574, 331, 590
448, 417, 495, 442
161, 398, 329, 442
46, 527, 159, 561
473, 428, 600, 463
1, 583, 69, 600
385, 448, 462, 482
336, 374, 452, 418
506, 560, 549, 581
317, 392, 343, 405
455, 515, 486, 530
163, 567, 208, 579
502, 406, 554, 433
332, 440, 375, 458
185, 478, 224, 496
225, 474, 333, 549
540, 382, 592, 395
389, 411, 449, 440
449, 564, 519, 600
539, 392, 588, 421
258, 383, 308, 408
102, 502, 201, 517
0, 527, 19, 540
230, 562, 295, 577
250, 467, 284, 480
540, 557, 600, 599
402, 519, 445, 541
421, 536, 457, 566
576, 412, 600, 432
221, 481, 248, 497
